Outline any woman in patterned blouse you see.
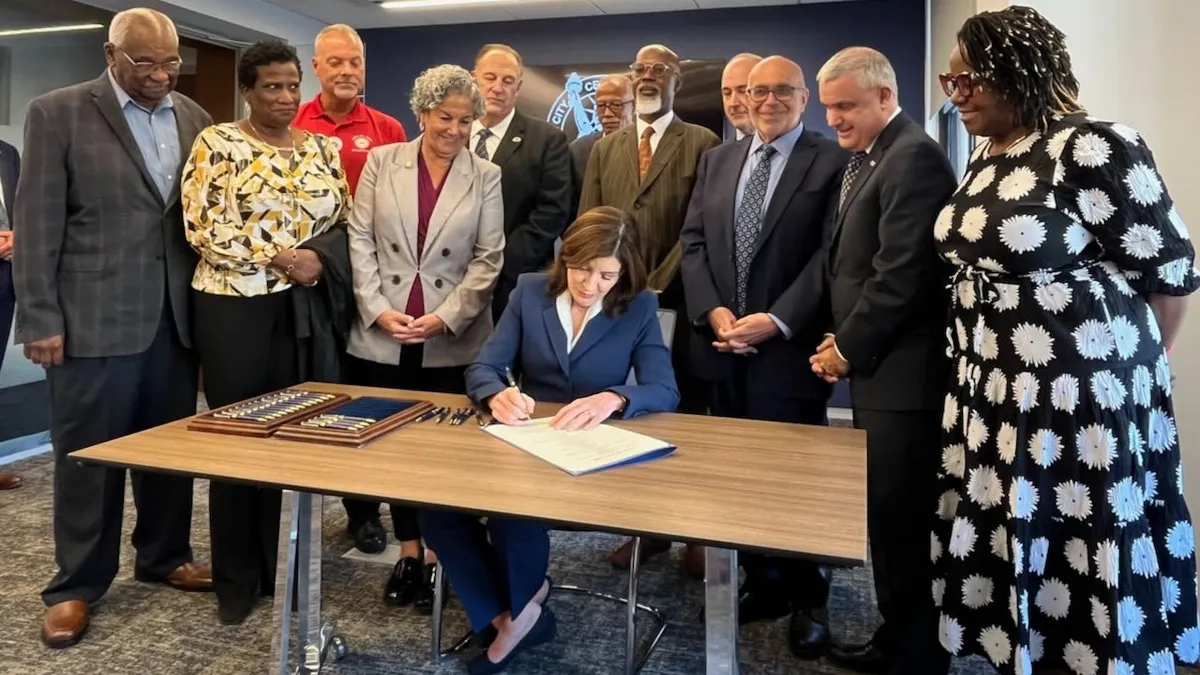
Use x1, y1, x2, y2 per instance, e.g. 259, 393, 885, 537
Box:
931, 7, 1197, 675
181, 39, 352, 625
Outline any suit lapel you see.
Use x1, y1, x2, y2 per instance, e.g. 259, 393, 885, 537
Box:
90, 74, 163, 206
389, 141, 422, 260
0, 148, 15, 218
752, 132, 818, 258
618, 126, 640, 189
569, 312, 616, 363
424, 147, 473, 255
637, 118, 683, 197
164, 105, 197, 209
719, 140, 753, 288
540, 301, 571, 376
490, 111, 526, 167
831, 115, 908, 240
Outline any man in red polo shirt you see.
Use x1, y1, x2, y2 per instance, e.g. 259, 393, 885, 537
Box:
295, 24, 406, 195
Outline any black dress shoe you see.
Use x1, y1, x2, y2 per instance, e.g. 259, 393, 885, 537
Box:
827, 640, 892, 673
737, 589, 791, 625
466, 607, 558, 675
351, 520, 387, 554
383, 557, 422, 607
412, 563, 440, 615
788, 608, 831, 660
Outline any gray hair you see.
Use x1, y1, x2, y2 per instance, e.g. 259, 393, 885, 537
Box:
409, 64, 485, 121
315, 24, 363, 52
816, 46, 898, 94
108, 8, 177, 48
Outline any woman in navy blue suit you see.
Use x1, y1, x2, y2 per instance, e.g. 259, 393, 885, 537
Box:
421, 206, 680, 674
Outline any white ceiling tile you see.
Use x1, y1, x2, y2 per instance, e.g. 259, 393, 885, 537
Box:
694, 0, 797, 7
593, 0, 698, 13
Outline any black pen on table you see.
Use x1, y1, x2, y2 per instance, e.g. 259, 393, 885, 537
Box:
503, 366, 532, 421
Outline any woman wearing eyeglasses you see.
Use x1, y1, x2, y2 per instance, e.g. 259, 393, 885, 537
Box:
182, 39, 353, 625
931, 7, 1198, 674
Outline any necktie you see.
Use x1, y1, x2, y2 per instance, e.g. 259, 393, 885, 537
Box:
638, 126, 655, 181
733, 144, 777, 315
474, 128, 492, 161
838, 151, 869, 213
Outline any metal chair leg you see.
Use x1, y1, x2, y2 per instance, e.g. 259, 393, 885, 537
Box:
430, 562, 473, 662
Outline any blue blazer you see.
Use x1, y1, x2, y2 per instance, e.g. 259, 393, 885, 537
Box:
465, 273, 680, 418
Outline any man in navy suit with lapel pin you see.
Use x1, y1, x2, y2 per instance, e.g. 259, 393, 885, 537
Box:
680, 55, 847, 661
0, 138, 19, 491
470, 43, 572, 322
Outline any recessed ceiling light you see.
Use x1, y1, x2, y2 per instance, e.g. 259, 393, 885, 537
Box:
379, 0, 526, 9
0, 23, 105, 37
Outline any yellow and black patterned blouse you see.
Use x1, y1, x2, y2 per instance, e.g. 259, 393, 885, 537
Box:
182, 122, 351, 297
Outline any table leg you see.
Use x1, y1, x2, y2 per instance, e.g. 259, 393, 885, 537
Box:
704, 547, 739, 675
269, 490, 301, 675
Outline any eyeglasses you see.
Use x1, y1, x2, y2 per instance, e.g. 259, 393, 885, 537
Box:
629, 62, 676, 78
118, 48, 182, 75
939, 71, 982, 98
594, 100, 633, 113
747, 85, 801, 103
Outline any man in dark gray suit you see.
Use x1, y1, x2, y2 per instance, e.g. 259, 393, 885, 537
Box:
568, 73, 633, 215
0, 139, 18, 491
13, 8, 214, 648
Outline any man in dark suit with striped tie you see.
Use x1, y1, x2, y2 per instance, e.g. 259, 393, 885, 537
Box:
681, 55, 848, 660
14, 8, 213, 648
579, 43, 720, 575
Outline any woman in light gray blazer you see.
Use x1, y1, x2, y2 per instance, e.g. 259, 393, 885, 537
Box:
346, 64, 504, 612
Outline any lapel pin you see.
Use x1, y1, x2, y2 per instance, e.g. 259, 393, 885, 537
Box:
404, 161, 413, 168
512, 136, 522, 143
869, 160, 877, 167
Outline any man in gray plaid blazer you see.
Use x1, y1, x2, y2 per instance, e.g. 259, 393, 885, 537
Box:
12, 8, 214, 648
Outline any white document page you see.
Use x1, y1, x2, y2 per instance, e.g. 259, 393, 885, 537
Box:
483, 418, 675, 476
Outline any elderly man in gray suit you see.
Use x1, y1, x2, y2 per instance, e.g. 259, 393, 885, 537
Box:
13, 8, 213, 648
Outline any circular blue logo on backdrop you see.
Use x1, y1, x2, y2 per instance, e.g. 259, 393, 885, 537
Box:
548, 72, 604, 137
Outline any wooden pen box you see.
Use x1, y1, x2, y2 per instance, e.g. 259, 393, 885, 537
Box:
273, 397, 435, 447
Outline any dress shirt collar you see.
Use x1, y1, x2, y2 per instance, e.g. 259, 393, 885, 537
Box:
473, 107, 516, 142
748, 122, 804, 159
635, 110, 675, 141
864, 107, 902, 155
555, 292, 604, 353
107, 67, 174, 112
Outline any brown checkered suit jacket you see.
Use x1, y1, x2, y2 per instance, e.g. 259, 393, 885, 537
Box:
13, 73, 212, 357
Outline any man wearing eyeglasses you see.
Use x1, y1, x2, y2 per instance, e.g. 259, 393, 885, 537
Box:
579, 44, 720, 576
13, 7, 214, 649
811, 47, 955, 675
721, 53, 761, 140
680, 55, 848, 661
567, 74, 633, 217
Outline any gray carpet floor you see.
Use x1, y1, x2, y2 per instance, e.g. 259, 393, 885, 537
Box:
2, 451, 1190, 675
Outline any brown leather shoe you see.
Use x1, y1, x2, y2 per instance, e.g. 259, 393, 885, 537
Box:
682, 543, 706, 580
609, 537, 671, 570
42, 600, 89, 649
0, 472, 21, 490
135, 562, 213, 592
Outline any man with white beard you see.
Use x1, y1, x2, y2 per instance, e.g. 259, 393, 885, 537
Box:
578, 43, 719, 577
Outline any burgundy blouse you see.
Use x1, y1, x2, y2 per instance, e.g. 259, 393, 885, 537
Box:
404, 152, 449, 317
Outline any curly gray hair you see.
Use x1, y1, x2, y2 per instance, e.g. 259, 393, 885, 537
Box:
409, 64, 485, 122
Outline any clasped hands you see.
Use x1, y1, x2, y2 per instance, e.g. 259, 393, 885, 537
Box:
271, 248, 322, 286
708, 307, 778, 355
489, 387, 623, 431
0, 231, 12, 261
809, 334, 850, 383
376, 310, 446, 344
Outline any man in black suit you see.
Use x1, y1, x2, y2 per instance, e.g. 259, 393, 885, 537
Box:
680, 55, 847, 660
811, 47, 956, 675
0, 139, 19, 491
470, 43, 571, 320
568, 74, 633, 216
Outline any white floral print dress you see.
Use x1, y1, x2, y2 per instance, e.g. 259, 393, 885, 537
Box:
931, 113, 1200, 675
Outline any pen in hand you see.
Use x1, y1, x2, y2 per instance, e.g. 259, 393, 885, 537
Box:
503, 366, 533, 421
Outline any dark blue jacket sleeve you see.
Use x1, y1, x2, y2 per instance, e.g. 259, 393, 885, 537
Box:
466, 279, 525, 404
608, 293, 680, 417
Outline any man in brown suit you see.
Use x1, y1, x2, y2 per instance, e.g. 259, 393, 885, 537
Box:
579, 44, 719, 575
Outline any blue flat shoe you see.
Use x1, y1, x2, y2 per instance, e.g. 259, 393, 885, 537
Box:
466, 606, 557, 675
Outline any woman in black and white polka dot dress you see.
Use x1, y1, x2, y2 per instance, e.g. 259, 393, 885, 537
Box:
932, 7, 1199, 674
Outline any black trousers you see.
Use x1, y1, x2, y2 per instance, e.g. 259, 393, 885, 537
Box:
42, 300, 198, 606
342, 348, 466, 542
855, 407, 948, 674
710, 362, 831, 610
194, 290, 301, 611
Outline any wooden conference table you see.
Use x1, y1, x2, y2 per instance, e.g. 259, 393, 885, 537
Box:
71, 383, 867, 675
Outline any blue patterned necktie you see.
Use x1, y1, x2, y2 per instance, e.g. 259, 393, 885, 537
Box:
474, 128, 492, 161
734, 144, 777, 315
838, 151, 869, 212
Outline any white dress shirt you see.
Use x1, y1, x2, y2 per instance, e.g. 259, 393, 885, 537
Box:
556, 292, 603, 353
470, 107, 517, 162
634, 110, 675, 155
